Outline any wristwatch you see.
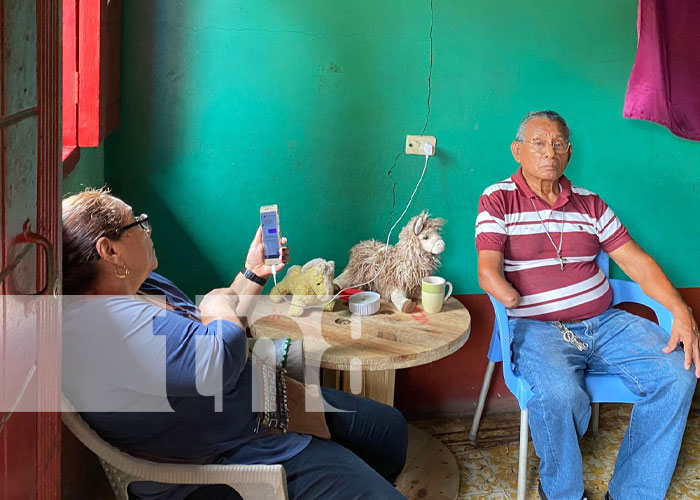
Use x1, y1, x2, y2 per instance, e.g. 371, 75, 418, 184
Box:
241, 266, 268, 286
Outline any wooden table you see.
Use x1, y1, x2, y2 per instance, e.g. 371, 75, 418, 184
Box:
249, 296, 470, 406
249, 296, 471, 500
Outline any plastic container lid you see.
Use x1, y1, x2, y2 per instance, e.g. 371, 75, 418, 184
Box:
348, 291, 381, 316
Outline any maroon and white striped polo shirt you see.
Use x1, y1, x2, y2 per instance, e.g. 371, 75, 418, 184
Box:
475, 168, 631, 321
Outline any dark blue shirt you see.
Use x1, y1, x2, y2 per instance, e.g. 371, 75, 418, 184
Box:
62, 272, 311, 500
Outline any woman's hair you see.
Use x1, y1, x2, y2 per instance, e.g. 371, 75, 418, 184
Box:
62, 188, 126, 294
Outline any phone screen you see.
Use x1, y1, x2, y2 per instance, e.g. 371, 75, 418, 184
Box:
261, 210, 280, 259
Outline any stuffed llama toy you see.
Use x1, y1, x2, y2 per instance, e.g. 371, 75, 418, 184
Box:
334, 211, 446, 313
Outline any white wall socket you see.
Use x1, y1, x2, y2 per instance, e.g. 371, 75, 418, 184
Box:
405, 135, 437, 156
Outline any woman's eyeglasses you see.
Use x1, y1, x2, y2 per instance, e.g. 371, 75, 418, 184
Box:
119, 214, 151, 236
92, 214, 152, 261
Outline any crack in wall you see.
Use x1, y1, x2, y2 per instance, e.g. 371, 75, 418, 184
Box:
421, 0, 434, 136
385, 0, 435, 237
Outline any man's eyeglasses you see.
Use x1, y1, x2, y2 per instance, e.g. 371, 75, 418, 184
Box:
119, 214, 151, 236
522, 139, 571, 155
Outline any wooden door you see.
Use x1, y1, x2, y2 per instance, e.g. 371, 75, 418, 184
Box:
0, 1, 61, 499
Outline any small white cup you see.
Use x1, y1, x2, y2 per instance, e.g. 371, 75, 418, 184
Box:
421, 276, 453, 313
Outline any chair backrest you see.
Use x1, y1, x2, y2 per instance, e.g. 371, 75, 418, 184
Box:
490, 250, 671, 409
61, 395, 140, 471
596, 249, 671, 331
61, 395, 289, 500
595, 251, 609, 277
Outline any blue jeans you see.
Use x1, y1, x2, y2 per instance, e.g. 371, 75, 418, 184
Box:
510, 308, 696, 500
184, 388, 408, 500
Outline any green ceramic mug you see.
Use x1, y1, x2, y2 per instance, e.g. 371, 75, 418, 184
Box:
421, 276, 453, 313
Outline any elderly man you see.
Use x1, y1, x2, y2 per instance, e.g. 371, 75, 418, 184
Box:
475, 110, 699, 500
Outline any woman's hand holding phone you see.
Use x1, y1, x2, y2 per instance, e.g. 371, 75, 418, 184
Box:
245, 226, 289, 278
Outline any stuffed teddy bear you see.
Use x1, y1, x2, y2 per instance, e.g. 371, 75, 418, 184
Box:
269, 258, 336, 316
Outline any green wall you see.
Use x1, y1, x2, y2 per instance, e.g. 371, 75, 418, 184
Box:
63, 145, 105, 196
105, 0, 700, 298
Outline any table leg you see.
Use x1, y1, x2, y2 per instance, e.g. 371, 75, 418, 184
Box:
321, 368, 396, 407
321, 367, 341, 390
354, 369, 395, 407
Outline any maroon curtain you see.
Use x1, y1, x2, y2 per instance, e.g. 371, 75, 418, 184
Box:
624, 0, 700, 141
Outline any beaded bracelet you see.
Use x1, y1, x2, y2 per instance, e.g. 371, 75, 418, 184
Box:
280, 338, 291, 369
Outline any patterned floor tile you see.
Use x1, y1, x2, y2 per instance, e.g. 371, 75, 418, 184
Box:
460, 492, 512, 500
456, 453, 502, 495
412, 400, 700, 500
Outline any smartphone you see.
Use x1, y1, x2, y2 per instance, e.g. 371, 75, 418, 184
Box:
260, 204, 281, 266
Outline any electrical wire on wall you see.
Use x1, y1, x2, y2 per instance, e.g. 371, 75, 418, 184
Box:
384, 0, 434, 237
272, 146, 433, 310
271, 0, 437, 309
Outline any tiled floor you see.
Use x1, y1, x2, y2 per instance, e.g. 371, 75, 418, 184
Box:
410, 399, 700, 500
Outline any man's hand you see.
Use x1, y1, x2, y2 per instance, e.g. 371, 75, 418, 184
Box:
244, 226, 290, 278
663, 307, 700, 378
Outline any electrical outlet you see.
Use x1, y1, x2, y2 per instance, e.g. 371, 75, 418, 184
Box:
405, 135, 437, 156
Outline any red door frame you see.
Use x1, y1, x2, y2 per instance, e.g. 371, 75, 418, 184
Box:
36, 1, 61, 498
0, 0, 61, 498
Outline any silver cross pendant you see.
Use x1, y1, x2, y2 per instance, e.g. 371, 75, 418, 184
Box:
557, 252, 565, 271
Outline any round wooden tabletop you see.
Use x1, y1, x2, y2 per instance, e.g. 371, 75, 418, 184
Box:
249, 296, 471, 371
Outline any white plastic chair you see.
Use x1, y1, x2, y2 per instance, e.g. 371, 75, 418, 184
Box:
61, 395, 289, 500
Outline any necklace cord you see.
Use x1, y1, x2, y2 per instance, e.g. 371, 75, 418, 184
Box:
530, 199, 566, 268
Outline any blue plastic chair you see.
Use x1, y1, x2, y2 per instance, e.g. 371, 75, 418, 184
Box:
468, 252, 673, 500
